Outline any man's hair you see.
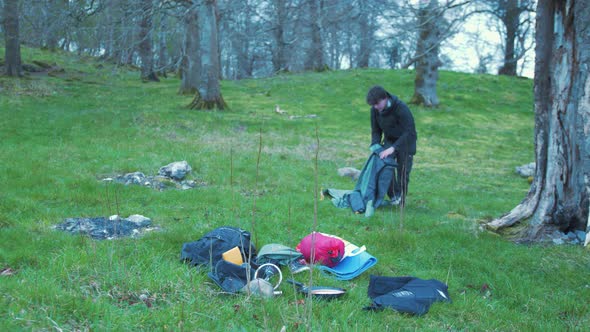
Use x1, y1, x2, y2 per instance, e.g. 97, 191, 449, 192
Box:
366, 86, 389, 105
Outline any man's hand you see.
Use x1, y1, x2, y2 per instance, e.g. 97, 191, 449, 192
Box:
379, 146, 395, 159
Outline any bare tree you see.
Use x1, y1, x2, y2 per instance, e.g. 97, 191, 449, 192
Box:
486, 0, 590, 245
3, 0, 22, 77
477, 0, 535, 76
156, 10, 170, 76
303, 0, 326, 71
190, 0, 227, 109
179, 3, 200, 94
269, 0, 291, 73
41, 0, 64, 50
138, 0, 159, 81
404, 0, 471, 107
355, 0, 377, 68
410, 0, 443, 107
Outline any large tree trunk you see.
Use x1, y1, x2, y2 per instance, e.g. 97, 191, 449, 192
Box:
179, 5, 200, 95
486, 0, 590, 244
42, 0, 61, 51
356, 0, 371, 68
304, 0, 326, 71
138, 0, 159, 82
497, 0, 519, 76
3, 0, 23, 77
157, 13, 169, 77
410, 0, 441, 107
271, 0, 289, 73
190, 0, 227, 110
234, 4, 253, 80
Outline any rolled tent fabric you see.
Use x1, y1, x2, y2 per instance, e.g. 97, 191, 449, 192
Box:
322, 145, 396, 217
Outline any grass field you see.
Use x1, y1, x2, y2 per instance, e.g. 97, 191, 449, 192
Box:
1, 48, 589, 331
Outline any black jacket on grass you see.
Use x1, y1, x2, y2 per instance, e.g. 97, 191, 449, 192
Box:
365, 275, 451, 315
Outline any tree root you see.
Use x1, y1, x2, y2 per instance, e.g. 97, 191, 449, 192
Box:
189, 94, 227, 110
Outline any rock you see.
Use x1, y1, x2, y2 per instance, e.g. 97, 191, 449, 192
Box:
127, 214, 151, 227
180, 180, 196, 190
158, 161, 192, 180
103, 162, 202, 191
338, 167, 361, 180
153, 176, 178, 190
552, 238, 564, 245
515, 162, 535, 177
55, 215, 154, 240
575, 230, 586, 242
119, 172, 146, 185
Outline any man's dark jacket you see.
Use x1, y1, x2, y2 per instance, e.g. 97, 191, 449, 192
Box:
370, 94, 417, 155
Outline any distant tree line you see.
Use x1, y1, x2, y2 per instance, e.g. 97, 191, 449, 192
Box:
2, 0, 535, 108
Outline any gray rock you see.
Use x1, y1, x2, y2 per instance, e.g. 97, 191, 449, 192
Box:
180, 180, 196, 190
552, 238, 565, 245
515, 162, 535, 177
119, 172, 147, 185
158, 161, 192, 180
338, 167, 361, 180
127, 214, 151, 227
575, 230, 587, 242
55, 215, 153, 240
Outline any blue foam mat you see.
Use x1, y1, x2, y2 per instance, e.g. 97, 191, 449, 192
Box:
317, 250, 377, 280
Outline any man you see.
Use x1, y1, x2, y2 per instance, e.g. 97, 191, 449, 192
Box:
366, 85, 417, 206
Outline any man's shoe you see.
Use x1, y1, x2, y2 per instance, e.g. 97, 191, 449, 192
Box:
385, 196, 402, 206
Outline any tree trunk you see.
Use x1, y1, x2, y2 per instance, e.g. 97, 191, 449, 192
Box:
3, 0, 23, 77
190, 0, 227, 110
271, 0, 289, 73
138, 0, 159, 82
304, 0, 326, 72
179, 5, 200, 95
486, 0, 590, 245
356, 0, 371, 68
157, 13, 169, 77
42, 0, 61, 51
497, 0, 519, 76
234, 4, 253, 80
410, 0, 441, 107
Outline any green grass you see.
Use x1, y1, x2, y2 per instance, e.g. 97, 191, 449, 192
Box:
1, 47, 589, 331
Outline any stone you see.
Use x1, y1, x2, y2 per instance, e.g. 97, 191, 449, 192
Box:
103, 160, 204, 191
338, 167, 361, 180
515, 162, 535, 177
575, 230, 586, 242
127, 214, 151, 227
55, 215, 154, 240
158, 161, 192, 180
119, 172, 146, 185
552, 238, 564, 245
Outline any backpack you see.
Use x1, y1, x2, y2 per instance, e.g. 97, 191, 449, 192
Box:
208, 260, 255, 293
180, 226, 257, 267
296, 232, 345, 267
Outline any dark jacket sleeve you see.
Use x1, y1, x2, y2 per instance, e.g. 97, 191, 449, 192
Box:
370, 108, 382, 146
391, 103, 416, 153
